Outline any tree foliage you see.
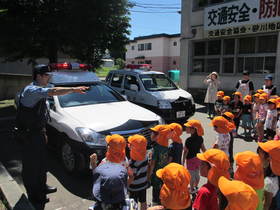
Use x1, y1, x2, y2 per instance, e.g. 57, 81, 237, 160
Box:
0, 0, 131, 67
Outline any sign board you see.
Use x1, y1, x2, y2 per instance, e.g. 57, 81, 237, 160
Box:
204, 0, 280, 38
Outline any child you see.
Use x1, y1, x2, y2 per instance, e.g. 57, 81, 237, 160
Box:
90, 134, 128, 169
274, 101, 280, 140
193, 149, 230, 210
258, 141, 280, 210
221, 96, 231, 114
156, 163, 191, 210
234, 151, 264, 210
215, 91, 224, 116
252, 93, 261, 140
218, 176, 259, 210
127, 135, 149, 210
230, 92, 243, 136
221, 112, 236, 173
211, 116, 235, 157
241, 95, 253, 137
256, 94, 268, 142
182, 120, 206, 194
149, 125, 171, 205
168, 123, 183, 164
263, 74, 277, 98
265, 99, 278, 140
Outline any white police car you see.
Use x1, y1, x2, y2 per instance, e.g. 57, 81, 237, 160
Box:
106, 69, 195, 123
16, 63, 163, 173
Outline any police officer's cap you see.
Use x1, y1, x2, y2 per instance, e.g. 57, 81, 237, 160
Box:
33, 64, 51, 74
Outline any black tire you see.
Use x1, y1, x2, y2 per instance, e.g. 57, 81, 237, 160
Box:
61, 141, 85, 174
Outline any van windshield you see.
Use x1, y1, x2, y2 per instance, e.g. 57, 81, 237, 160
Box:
139, 74, 177, 91
58, 83, 125, 107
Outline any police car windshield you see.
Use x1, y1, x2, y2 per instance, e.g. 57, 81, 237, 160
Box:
58, 83, 125, 107
139, 74, 177, 91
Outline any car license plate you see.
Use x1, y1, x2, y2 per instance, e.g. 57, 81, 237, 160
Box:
176, 111, 185, 118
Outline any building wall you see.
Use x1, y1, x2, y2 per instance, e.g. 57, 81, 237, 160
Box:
180, 0, 280, 92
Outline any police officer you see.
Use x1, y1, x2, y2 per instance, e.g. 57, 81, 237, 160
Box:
16, 64, 88, 210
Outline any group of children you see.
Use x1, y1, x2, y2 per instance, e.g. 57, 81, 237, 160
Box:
214, 89, 280, 142
88, 106, 280, 210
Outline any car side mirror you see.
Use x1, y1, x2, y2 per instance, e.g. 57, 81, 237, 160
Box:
130, 84, 139, 91
47, 98, 56, 111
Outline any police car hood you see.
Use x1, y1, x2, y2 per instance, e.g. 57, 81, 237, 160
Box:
61, 101, 160, 132
149, 88, 193, 102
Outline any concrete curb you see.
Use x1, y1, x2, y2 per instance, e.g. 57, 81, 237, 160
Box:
0, 162, 34, 210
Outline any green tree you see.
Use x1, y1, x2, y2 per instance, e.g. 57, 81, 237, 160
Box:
0, 0, 131, 67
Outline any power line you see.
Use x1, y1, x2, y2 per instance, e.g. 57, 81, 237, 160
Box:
130, 10, 179, 13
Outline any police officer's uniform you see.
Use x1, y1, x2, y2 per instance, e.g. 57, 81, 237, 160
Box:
16, 65, 52, 209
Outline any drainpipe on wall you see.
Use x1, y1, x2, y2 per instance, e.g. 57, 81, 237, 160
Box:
180, 0, 193, 90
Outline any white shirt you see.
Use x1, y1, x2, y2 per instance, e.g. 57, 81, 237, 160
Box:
215, 133, 231, 156
265, 109, 277, 130
264, 176, 279, 197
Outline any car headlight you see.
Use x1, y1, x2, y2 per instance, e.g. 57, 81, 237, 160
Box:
158, 100, 171, 109
76, 127, 106, 147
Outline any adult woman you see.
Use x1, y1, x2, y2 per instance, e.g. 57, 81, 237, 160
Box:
204, 72, 220, 118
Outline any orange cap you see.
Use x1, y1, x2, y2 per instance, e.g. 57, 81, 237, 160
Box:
233, 91, 242, 98
234, 151, 264, 190
210, 116, 235, 133
223, 96, 231, 101
217, 91, 225, 97
253, 93, 260, 98
156, 163, 191, 209
184, 120, 204, 136
150, 125, 171, 147
197, 149, 230, 187
268, 98, 277, 105
260, 93, 268, 101
244, 95, 252, 102
169, 123, 183, 143
257, 89, 265, 94
258, 141, 280, 176
223, 112, 234, 120
128, 134, 147, 161
218, 176, 259, 210
105, 134, 126, 163
270, 95, 278, 99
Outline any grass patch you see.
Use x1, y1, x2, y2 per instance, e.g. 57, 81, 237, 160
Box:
95, 66, 118, 77
0, 199, 7, 210
0, 99, 16, 118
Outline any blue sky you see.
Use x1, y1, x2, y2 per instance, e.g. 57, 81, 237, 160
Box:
128, 0, 181, 39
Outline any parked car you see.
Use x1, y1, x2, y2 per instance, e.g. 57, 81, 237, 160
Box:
15, 63, 163, 173
106, 69, 195, 123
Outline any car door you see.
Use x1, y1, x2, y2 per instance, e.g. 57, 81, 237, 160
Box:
109, 73, 124, 94
123, 74, 140, 102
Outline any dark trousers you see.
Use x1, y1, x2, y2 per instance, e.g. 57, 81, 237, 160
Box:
207, 103, 215, 116
22, 131, 47, 210
233, 117, 240, 132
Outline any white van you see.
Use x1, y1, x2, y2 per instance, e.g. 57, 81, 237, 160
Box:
106, 69, 195, 123
15, 63, 163, 173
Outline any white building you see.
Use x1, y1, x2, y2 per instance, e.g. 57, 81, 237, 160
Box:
126, 34, 180, 73
180, 0, 280, 92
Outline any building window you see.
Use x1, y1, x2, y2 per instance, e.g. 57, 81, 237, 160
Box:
131, 61, 135, 64
192, 34, 277, 74
145, 60, 152, 64
173, 60, 177, 65
145, 43, 152, 50
138, 44, 144, 51
258, 35, 277, 53
131, 45, 135, 50
138, 43, 152, 51
194, 42, 206, 56
224, 39, 235, 55
173, 41, 177, 46
193, 59, 205, 72
208, 40, 221, 55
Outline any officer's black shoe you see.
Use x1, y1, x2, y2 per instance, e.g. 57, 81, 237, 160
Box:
45, 185, 57, 194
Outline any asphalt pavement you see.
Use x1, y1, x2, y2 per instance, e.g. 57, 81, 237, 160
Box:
0, 104, 258, 210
